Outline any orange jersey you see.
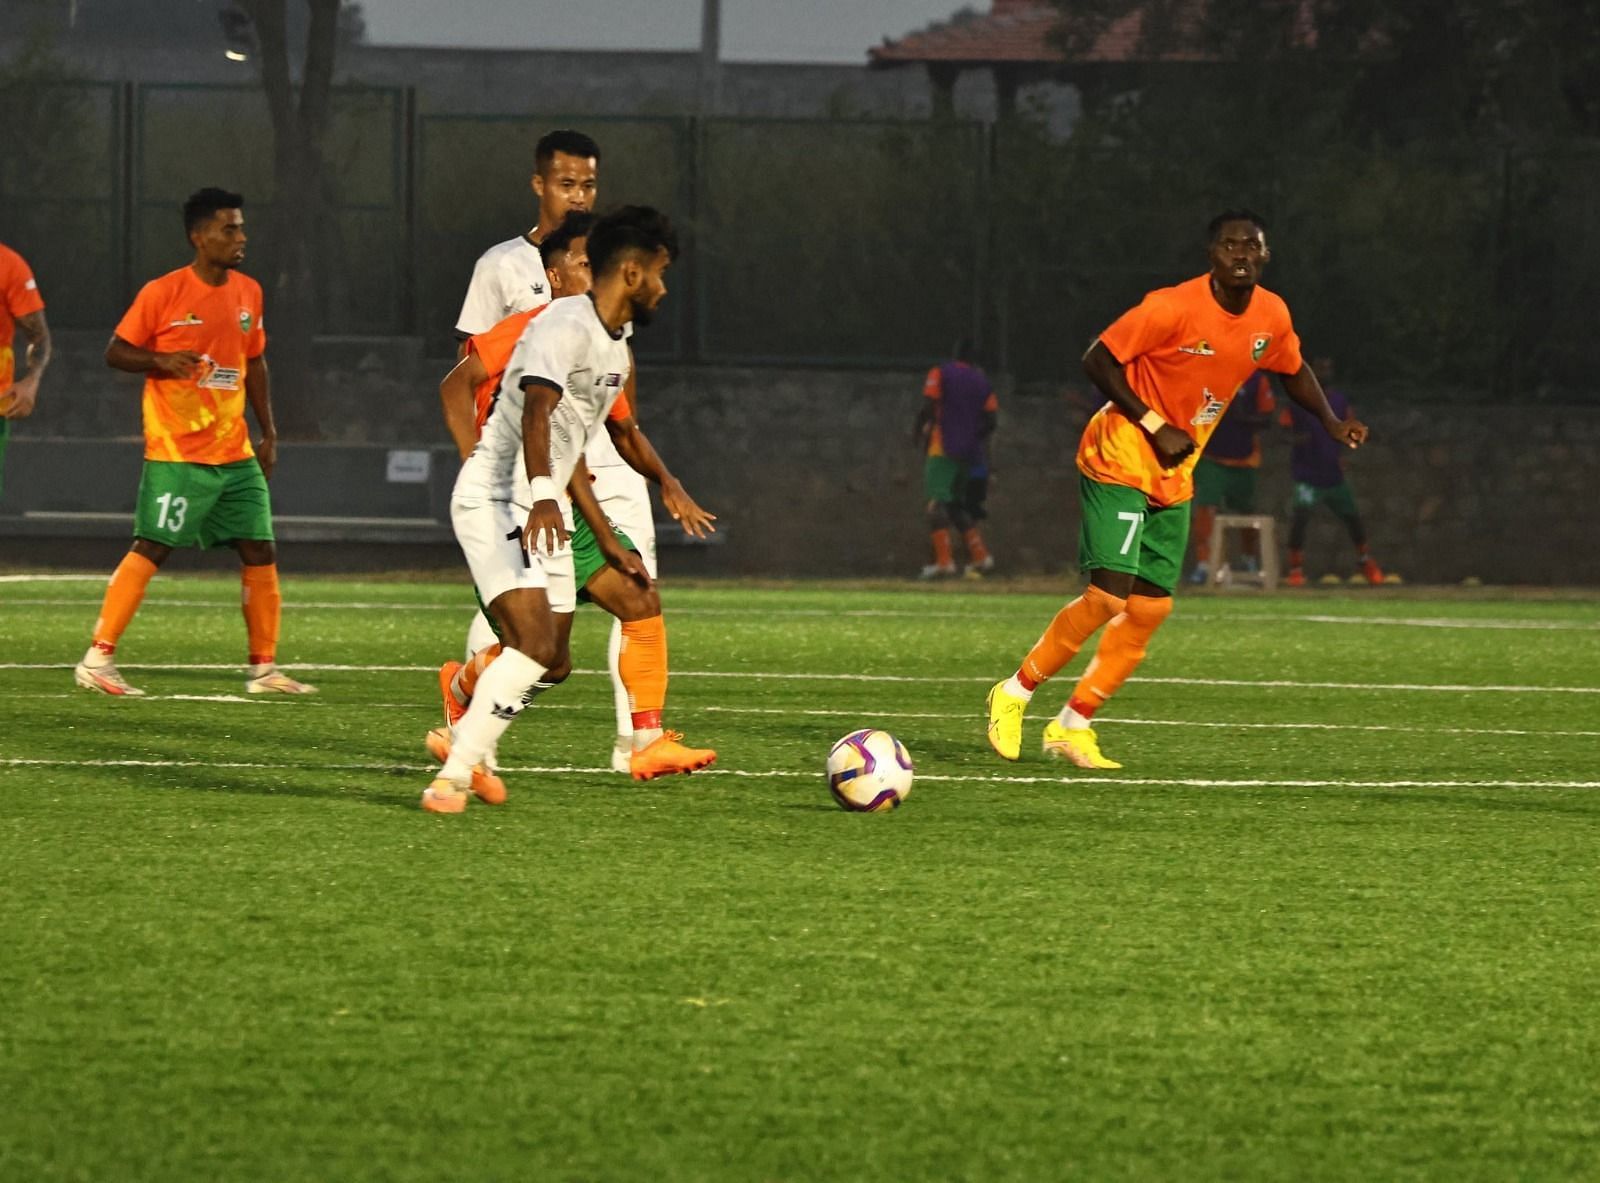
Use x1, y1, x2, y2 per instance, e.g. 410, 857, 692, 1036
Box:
467, 304, 631, 437
114, 266, 266, 464
1077, 275, 1302, 506
0, 242, 47, 395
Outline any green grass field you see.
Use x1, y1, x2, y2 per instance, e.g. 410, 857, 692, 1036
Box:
4, 573, 1600, 1181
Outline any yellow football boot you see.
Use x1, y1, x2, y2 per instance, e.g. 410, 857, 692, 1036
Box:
1041, 721, 1122, 769
985, 680, 1027, 761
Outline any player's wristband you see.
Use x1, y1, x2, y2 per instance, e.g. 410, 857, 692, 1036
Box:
1138, 409, 1167, 435
528, 476, 560, 504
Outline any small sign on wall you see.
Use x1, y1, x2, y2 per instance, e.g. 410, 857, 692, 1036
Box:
386, 449, 432, 485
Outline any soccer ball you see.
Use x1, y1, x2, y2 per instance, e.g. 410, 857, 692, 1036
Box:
826, 729, 914, 812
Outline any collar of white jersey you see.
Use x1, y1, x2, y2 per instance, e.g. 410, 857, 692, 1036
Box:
584, 291, 631, 341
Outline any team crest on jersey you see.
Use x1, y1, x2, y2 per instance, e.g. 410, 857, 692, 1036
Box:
1251, 333, 1271, 361
1178, 339, 1215, 356
170, 313, 204, 327
1189, 388, 1227, 427
239, 307, 253, 334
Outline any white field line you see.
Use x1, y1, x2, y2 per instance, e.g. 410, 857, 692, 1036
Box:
4, 660, 1599, 696
5, 589, 1600, 631
21, 694, 1600, 741
1, 755, 1597, 791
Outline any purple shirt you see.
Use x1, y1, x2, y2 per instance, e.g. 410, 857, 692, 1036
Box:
924, 361, 996, 464
1286, 386, 1350, 487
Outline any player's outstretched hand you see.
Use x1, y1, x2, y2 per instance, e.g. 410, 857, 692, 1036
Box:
523, 500, 568, 558
1151, 423, 1197, 468
0, 375, 38, 419
1330, 416, 1369, 449
662, 478, 717, 539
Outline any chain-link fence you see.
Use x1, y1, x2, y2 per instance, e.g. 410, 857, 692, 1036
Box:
3, 81, 1597, 396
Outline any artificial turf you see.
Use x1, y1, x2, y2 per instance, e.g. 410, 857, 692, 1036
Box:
3, 574, 1599, 1181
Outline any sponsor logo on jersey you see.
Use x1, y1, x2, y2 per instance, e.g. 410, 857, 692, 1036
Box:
604, 372, 622, 388
1179, 339, 1215, 356
195, 353, 242, 390
24, 278, 37, 291
170, 313, 205, 327
1189, 388, 1227, 427
530, 282, 545, 296
1251, 333, 1271, 361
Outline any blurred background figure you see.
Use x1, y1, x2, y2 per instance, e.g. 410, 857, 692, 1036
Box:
916, 337, 998, 578
1187, 370, 1275, 584
1281, 356, 1385, 587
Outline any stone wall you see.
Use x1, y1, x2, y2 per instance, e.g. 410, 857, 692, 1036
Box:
8, 333, 1597, 584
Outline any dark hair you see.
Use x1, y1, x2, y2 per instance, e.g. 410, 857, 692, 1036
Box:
539, 210, 596, 267
952, 336, 977, 363
535, 129, 601, 173
587, 206, 679, 278
183, 187, 243, 235
1208, 209, 1268, 241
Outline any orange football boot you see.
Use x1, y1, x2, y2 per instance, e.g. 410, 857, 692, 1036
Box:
423, 728, 506, 805
421, 778, 468, 814
630, 731, 717, 781
438, 661, 467, 726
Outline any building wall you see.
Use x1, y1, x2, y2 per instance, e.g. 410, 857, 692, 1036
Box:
6, 334, 1592, 585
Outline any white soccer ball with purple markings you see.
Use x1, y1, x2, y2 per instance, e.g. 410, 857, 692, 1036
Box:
826, 729, 914, 812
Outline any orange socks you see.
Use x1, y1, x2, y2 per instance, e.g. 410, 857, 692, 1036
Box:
90, 552, 159, 655
930, 529, 954, 569
1017, 584, 1127, 691
455, 643, 503, 702
963, 528, 990, 566
619, 615, 668, 736
1066, 593, 1174, 720
241, 563, 282, 666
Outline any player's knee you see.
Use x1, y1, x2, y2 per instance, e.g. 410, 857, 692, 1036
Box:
1126, 592, 1174, 627
947, 503, 972, 532
925, 500, 951, 529
236, 539, 275, 565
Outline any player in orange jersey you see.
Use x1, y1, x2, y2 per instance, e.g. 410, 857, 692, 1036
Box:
0, 240, 52, 502
433, 211, 717, 784
986, 209, 1367, 767
74, 188, 315, 697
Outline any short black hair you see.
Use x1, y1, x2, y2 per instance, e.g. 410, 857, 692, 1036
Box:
1208, 209, 1268, 241
535, 129, 601, 173
184, 187, 243, 235
587, 206, 679, 279
953, 336, 977, 363
539, 210, 595, 268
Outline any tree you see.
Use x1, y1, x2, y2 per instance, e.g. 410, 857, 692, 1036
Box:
224, 0, 364, 438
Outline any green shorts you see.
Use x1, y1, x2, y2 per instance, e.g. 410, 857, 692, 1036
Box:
1193, 458, 1259, 511
1292, 480, 1358, 518
1077, 474, 1189, 594
923, 455, 969, 504
132, 458, 275, 549
570, 515, 639, 603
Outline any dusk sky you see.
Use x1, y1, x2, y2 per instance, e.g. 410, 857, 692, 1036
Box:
359, 0, 968, 63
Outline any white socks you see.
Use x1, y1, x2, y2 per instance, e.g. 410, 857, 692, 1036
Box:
1002, 674, 1034, 701
441, 647, 546, 782
607, 616, 633, 747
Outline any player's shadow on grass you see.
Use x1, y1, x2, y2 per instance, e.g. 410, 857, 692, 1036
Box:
152, 763, 422, 810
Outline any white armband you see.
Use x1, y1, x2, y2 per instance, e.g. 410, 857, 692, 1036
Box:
528, 476, 559, 504
1138, 409, 1167, 434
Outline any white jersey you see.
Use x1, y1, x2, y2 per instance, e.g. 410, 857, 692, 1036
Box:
456, 295, 632, 506
454, 235, 551, 337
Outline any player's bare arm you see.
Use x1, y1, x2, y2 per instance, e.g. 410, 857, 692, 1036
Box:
520, 377, 568, 555
440, 353, 487, 460
603, 414, 717, 538
1282, 363, 1367, 449
244, 355, 278, 479
1082, 339, 1195, 467
105, 334, 203, 380
567, 455, 651, 588
1, 309, 51, 419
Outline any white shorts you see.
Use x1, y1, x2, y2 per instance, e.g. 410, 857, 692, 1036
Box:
452, 497, 577, 614
592, 466, 658, 578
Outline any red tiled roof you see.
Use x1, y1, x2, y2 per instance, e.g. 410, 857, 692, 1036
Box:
868, 1, 1219, 67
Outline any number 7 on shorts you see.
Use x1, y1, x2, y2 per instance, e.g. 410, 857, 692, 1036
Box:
1117, 510, 1143, 555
